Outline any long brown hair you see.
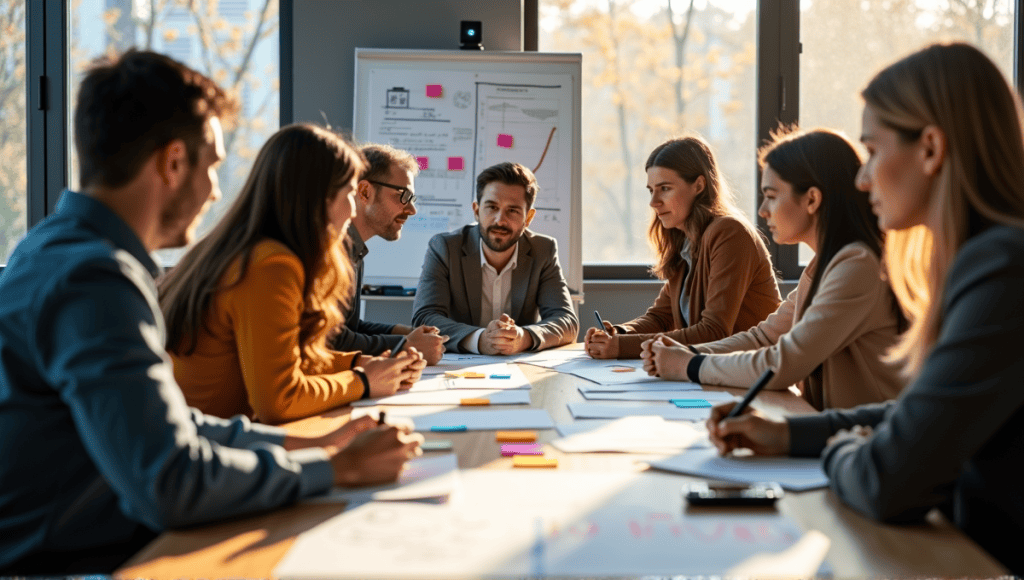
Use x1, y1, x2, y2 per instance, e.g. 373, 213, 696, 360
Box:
159, 123, 365, 373
863, 42, 1024, 377
646, 135, 748, 280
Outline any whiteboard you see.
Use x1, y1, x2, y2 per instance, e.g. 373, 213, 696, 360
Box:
353, 49, 583, 298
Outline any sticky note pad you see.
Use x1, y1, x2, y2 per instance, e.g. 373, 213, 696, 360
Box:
426, 84, 443, 98
421, 440, 453, 452
489, 374, 511, 379
444, 371, 464, 378
496, 430, 537, 443
431, 425, 467, 432
497, 134, 514, 148
460, 398, 490, 406
611, 367, 636, 373
671, 399, 712, 408
501, 443, 543, 456
462, 372, 486, 379
416, 156, 429, 170
447, 157, 464, 171
513, 455, 558, 468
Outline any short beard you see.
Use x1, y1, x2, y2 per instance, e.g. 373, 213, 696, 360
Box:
480, 225, 520, 252
159, 172, 205, 248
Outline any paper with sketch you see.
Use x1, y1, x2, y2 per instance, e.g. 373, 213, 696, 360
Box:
275, 469, 829, 579
568, 402, 712, 421
552, 416, 712, 453
304, 454, 459, 504
579, 389, 736, 403
648, 448, 829, 491
351, 388, 531, 407
391, 408, 554, 431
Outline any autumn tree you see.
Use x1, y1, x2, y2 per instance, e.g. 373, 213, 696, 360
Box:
0, 0, 26, 260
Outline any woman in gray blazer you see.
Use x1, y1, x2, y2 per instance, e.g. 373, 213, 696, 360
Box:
704, 42, 1024, 575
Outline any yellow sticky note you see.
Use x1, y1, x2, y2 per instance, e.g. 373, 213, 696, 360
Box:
513, 455, 558, 468
460, 398, 490, 406
462, 372, 486, 379
444, 371, 464, 378
496, 430, 537, 443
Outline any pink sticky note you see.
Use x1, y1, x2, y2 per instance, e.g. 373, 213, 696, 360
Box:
497, 134, 514, 148
501, 443, 543, 456
416, 156, 429, 170
447, 157, 465, 171
426, 84, 443, 98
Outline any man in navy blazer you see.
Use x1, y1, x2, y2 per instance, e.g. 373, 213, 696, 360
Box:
412, 162, 578, 354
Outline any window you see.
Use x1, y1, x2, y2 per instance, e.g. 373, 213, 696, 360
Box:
68, 0, 280, 263
0, 0, 26, 262
798, 0, 1015, 266
539, 0, 758, 266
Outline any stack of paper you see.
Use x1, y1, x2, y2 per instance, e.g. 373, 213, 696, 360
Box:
567, 402, 713, 421
648, 448, 830, 491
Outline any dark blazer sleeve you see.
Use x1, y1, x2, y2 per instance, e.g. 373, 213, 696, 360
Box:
329, 324, 402, 356
522, 236, 578, 350
412, 232, 481, 352
805, 229, 1024, 523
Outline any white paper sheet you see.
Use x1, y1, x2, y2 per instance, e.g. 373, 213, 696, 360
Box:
304, 454, 459, 504
567, 402, 712, 421
579, 389, 736, 402
648, 447, 830, 491
351, 388, 531, 407
551, 416, 712, 453
275, 470, 829, 579
515, 349, 591, 369
390, 408, 554, 431
578, 381, 704, 392
556, 359, 670, 385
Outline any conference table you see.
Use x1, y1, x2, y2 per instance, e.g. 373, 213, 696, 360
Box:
117, 348, 1007, 578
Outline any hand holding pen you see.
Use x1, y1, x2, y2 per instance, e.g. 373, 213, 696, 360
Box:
585, 310, 619, 359
705, 369, 791, 456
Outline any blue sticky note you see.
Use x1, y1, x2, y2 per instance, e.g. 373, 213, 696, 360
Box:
490, 374, 512, 379
431, 425, 468, 432
671, 399, 711, 408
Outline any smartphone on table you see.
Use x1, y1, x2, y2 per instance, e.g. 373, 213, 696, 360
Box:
682, 481, 783, 507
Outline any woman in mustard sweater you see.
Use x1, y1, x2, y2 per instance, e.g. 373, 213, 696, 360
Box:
160, 124, 424, 425
643, 128, 907, 410
585, 135, 781, 359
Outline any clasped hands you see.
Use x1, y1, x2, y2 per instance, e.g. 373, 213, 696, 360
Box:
357, 348, 427, 397
479, 313, 534, 355
637, 334, 693, 380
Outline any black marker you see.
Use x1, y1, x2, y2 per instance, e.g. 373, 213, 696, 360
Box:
378, 410, 386, 426
593, 310, 606, 331
724, 368, 775, 419
390, 335, 408, 358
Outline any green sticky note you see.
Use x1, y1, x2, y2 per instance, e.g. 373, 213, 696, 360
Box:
671, 399, 711, 408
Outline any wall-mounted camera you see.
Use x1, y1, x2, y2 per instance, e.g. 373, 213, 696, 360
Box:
460, 20, 483, 50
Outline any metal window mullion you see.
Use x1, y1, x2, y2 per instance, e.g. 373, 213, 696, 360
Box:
756, 0, 801, 281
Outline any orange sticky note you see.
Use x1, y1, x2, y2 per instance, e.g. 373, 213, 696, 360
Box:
513, 455, 558, 468
611, 367, 636, 373
462, 372, 486, 379
496, 430, 537, 443
460, 398, 490, 406
444, 371, 464, 378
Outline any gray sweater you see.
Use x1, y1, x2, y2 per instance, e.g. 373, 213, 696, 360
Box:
787, 225, 1024, 575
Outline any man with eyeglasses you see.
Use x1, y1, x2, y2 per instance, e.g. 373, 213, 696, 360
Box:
329, 144, 447, 365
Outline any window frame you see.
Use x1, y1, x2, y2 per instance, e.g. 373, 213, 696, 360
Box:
19, 0, 1024, 283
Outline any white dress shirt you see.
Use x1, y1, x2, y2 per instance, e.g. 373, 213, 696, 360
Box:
464, 242, 519, 353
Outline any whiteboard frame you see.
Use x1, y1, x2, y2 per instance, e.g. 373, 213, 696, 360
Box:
353, 48, 583, 300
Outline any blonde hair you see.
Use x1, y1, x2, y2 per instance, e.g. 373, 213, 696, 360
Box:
863, 42, 1024, 377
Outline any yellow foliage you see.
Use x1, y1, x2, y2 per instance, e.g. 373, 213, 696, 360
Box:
102, 8, 120, 26
163, 28, 179, 42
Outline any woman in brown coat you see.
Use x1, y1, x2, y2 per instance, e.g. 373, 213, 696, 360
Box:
585, 135, 781, 359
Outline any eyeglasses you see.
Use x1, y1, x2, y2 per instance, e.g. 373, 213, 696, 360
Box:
367, 180, 416, 205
